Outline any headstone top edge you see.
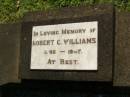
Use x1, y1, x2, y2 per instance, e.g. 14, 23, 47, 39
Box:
22, 4, 114, 22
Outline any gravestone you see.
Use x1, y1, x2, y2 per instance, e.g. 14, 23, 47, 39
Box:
114, 12, 130, 86
20, 5, 114, 81
0, 24, 21, 85
1, 5, 130, 97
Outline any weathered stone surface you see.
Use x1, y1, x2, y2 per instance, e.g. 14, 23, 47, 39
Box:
23, 4, 114, 22
114, 12, 130, 86
0, 23, 21, 85
20, 5, 114, 81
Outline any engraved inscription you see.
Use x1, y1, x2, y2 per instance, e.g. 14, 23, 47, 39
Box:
31, 21, 98, 70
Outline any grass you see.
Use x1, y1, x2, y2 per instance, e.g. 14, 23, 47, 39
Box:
0, 0, 130, 23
